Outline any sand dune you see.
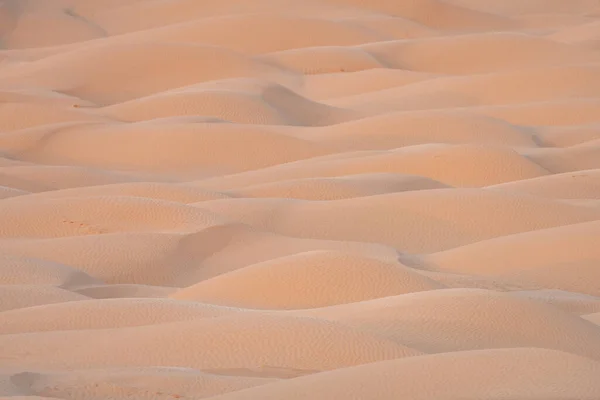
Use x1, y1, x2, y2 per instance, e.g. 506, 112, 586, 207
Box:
329, 64, 600, 112
511, 289, 600, 314
424, 220, 600, 295
196, 189, 600, 252
303, 68, 437, 100
487, 169, 600, 199
260, 46, 384, 75
0, 285, 88, 312
361, 33, 600, 74
73, 283, 178, 299
20, 182, 230, 203
447, 0, 600, 16
549, 20, 600, 44
0, 298, 239, 334
197, 144, 550, 189
476, 98, 600, 126
123, 14, 387, 54
525, 142, 600, 172
308, 110, 539, 150
233, 173, 449, 200
0, 254, 100, 288
0, 313, 421, 371
206, 348, 600, 400
1, 0, 600, 399
0, 42, 293, 104
103, 79, 355, 126
0, 224, 400, 285
0, 195, 230, 238
584, 312, 600, 325
0, 122, 331, 176
534, 124, 600, 147
0, 165, 144, 192
297, 289, 600, 358
171, 250, 444, 309
0, 102, 107, 131
0, 185, 28, 199
3, 367, 276, 399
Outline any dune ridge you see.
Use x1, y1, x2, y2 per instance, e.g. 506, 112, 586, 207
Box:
1, 0, 600, 399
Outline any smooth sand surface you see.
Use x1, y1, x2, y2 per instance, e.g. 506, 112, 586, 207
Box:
1, 0, 600, 399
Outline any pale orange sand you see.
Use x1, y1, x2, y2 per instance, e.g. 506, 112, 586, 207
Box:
1, 0, 600, 399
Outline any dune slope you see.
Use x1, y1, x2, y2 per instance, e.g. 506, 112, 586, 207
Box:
1, 0, 600, 399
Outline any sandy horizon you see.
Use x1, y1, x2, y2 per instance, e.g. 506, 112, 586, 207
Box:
1, 0, 600, 399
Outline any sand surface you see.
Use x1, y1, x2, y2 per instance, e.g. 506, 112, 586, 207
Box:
1, 0, 600, 399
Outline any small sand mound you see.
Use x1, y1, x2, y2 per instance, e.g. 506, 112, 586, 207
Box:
27, 182, 230, 203
198, 189, 600, 252
0, 42, 290, 104
171, 250, 443, 309
234, 173, 448, 200
326, 0, 513, 30
0, 185, 28, 199
313, 110, 539, 150
584, 312, 600, 325
0, 254, 100, 288
9, 368, 275, 400
73, 283, 177, 299
197, 143, 549, 190
98, 11, 385, 50
2, 122, 329, 176
0, 195, 228, 238
0, 285, 89, 312
2, 9, 106, 49
300, 289, 600, 358
1, 0, 599, 398
206, 348, 600, 400
0, 298, 239, 334
425, 220, 600, 295
104, 80, 354, 126
0, 102, 107, 131
511, 289, 600, 315
0, 313, 422, 371
260, 46, 384, 75
0, 165, 143, 192
487, 169, 600, 199
362, 32, 599, 74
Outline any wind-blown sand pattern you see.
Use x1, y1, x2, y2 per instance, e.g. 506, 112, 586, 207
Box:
1, 0, 600, 399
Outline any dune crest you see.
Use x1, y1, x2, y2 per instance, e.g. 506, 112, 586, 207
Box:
1, 0, 600, 399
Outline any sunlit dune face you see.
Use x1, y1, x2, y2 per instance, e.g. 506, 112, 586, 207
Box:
1, 0, 600, 399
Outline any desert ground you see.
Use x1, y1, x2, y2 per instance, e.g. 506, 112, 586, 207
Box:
1, 0, 600, 399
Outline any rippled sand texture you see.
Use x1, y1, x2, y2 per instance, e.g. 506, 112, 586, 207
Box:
1, 0, 600, 399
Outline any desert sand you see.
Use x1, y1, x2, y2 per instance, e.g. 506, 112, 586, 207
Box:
1, 0, 600, 399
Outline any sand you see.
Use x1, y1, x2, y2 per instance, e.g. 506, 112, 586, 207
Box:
0, 0, 600, 399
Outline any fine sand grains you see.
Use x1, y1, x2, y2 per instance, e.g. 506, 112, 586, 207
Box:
1, 0, 600, 399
